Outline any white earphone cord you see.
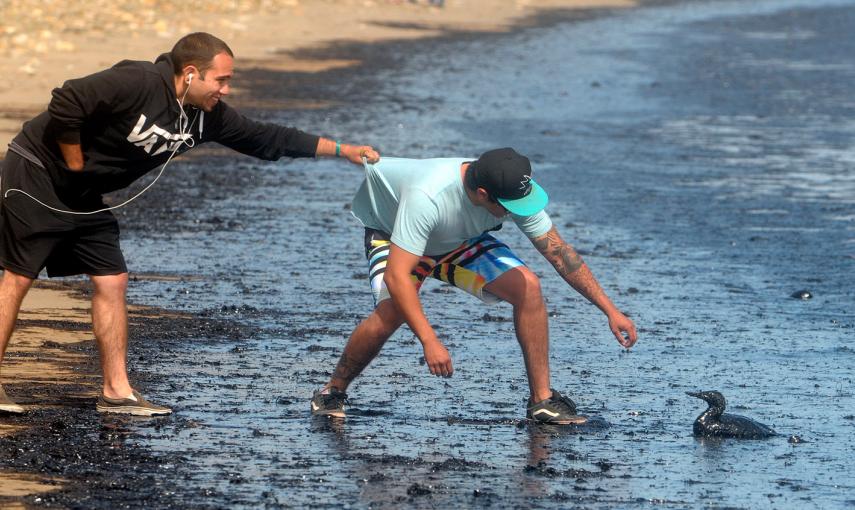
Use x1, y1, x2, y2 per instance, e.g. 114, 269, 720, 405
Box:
2, 79, 197, 216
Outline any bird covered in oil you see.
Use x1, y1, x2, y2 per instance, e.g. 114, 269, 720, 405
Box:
686, 391, 776, 439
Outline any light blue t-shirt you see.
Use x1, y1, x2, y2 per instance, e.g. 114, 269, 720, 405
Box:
351, 157, 553, 256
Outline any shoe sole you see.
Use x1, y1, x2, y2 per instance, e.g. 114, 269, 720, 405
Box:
96, 404, 172, 416
529, 415, 589, 425
311, 402, 345, 419
0, 404, 25, 414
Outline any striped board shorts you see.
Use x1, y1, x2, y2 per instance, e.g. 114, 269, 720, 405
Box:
364, 228, 526, 306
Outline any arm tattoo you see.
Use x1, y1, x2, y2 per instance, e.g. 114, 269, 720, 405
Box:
532, 227, 614, 311
532, 228, 584, 276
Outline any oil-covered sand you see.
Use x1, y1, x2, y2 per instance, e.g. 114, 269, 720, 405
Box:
2, 0, 854, 507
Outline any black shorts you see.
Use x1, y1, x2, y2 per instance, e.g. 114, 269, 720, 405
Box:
0, 152, 126, 279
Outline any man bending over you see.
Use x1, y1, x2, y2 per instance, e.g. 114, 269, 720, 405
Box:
311, 148, 636, 424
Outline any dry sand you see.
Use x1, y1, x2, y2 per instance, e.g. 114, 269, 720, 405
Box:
0, 0, 637, 501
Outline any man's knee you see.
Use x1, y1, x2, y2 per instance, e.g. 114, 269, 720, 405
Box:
502, 267, 544, 307
519, 268, 543, 301
369, 300, 405, 338
1, 269, 34, 294
90, 273, 129, 299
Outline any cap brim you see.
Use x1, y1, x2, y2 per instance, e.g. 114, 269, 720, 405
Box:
497, 180, 548, 216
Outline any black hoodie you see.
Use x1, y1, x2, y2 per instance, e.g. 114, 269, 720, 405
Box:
12, 53, 319, 206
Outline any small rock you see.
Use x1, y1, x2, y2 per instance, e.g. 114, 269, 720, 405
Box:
788, 435, 806, 444
407, 483, 431, 496
594, 460, 612, 472
480, 312, 510, 322
790, 290, 812, 300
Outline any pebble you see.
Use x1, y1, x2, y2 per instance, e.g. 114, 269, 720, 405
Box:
0, 0, 314, 65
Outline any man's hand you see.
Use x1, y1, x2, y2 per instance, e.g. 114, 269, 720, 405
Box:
421, 338, 453, 377
342, 144, 380, 165
315, 138, 380, 164
57, 142, 84, 171
385, 244, 451, 377
608, 311, 638, 349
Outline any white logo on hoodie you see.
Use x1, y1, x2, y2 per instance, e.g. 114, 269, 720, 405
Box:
126, 114, 192, 155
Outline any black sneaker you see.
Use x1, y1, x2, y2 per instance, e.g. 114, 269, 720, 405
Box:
96, 390, 172, 416
311, 388, 348, 418
526, 389, 587, 425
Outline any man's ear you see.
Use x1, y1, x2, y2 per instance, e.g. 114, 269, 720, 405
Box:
475, 187, 491, 203
182, 65, 198, 84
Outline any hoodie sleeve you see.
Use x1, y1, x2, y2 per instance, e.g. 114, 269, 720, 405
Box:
206, 101, 319, 160
48, 62, 147, 145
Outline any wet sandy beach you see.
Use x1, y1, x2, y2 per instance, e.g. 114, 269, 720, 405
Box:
3, 0, 855, 508
0, 1, 647, 505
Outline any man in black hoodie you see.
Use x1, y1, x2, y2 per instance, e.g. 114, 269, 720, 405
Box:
0, 32, 380, 416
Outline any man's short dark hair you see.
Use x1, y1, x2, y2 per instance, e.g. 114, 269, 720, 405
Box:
464, 160, 479, 192
170, 32, 234, 77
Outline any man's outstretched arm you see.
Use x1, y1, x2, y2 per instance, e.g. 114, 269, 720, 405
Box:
210, 102, 380, 165
530, 226, 638, 348
385, 244, 453, 377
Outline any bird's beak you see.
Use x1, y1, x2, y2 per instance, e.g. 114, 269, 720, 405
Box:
686, 391, 702, 398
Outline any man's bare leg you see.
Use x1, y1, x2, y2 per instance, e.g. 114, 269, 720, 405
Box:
484, 267, 552, 403
0, 270, 34, 366
0, 270, 34, 412
90, 273, 133, 399
327, 299, 405, 392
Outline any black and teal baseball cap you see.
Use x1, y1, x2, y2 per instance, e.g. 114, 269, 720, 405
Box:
469, 147, 548, 216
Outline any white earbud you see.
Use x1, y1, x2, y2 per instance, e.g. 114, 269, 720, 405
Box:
186, 73, 193, 85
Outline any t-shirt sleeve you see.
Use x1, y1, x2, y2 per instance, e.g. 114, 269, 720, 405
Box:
512, 210, 553, 239
390, 189, 439, 256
